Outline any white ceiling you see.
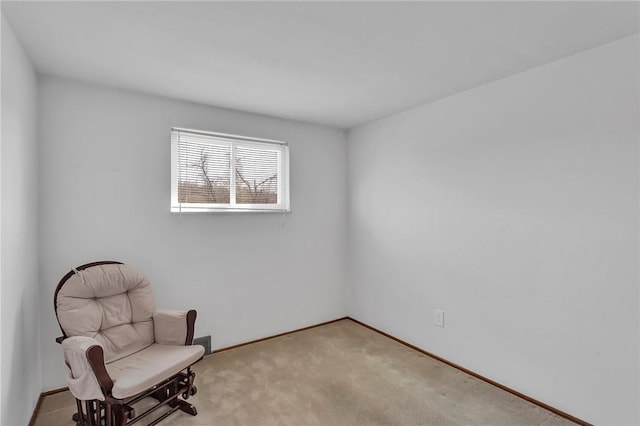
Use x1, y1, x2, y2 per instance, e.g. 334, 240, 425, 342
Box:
3, 1, 639, 129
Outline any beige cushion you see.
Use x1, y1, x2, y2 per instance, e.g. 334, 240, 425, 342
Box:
107, 344, 205, 399
57, 264, 156, 363
62, 336, 106, 401
154, 310, 189, 345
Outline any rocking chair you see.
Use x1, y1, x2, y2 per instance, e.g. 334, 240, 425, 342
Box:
54, 261, 205, 425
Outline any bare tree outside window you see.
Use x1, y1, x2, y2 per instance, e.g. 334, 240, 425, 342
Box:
235, 147, 278, 204
178, 149, 230, 203
172, 128, 289, 212
177, 144, 278, 205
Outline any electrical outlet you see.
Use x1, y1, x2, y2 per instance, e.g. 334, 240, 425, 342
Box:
434, 309, 444, 327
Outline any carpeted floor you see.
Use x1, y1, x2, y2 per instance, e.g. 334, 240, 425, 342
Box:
35, 319, 577, 425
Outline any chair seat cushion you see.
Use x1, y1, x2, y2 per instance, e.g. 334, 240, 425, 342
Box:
107, 344, 205, 399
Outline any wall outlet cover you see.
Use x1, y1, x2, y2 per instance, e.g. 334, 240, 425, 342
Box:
434, 309, 444, 327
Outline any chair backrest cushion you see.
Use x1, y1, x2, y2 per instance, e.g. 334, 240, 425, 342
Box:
56, 263, 156, 363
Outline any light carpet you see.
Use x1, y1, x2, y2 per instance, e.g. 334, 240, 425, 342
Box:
35, 319, 577, 425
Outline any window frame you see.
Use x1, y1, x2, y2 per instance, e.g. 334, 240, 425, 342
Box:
171, 127, 290, 213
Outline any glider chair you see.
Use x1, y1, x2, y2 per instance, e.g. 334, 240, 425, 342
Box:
54, 261, 205, 426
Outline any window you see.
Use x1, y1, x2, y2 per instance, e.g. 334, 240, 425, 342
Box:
171, 128, 290, 213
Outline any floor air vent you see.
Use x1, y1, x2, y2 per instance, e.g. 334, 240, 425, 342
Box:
193, 335, 212, 355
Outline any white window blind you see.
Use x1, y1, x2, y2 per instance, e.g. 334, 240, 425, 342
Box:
171, 128, 290, 213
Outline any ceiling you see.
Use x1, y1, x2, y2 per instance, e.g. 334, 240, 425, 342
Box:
3, 1, 639, 129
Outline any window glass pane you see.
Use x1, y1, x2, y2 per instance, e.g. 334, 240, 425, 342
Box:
178, 140, 231, 204
235, 146, 279, 204
172, 128, 289, 213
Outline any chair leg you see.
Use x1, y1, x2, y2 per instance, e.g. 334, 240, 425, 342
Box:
112, 404, 127, 426
93, 401, 102, 426
105, 403, 112, 426
182, 368, 196, 399
71, 399, 103, 426
85, 400, 97, 426
173, 399, 198, 416
72, 398, 88, 425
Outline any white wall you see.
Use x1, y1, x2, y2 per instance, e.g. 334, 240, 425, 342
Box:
347, 35, 639, 425
38, 76, 347, 389
1, 15, 42, 425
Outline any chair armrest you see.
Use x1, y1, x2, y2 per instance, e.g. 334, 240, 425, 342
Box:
86, 345, 114, 397
153, 309, 197, 345
62, 336, 111, 401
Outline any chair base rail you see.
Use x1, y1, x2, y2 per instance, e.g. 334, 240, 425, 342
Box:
72, 367, 199, 426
